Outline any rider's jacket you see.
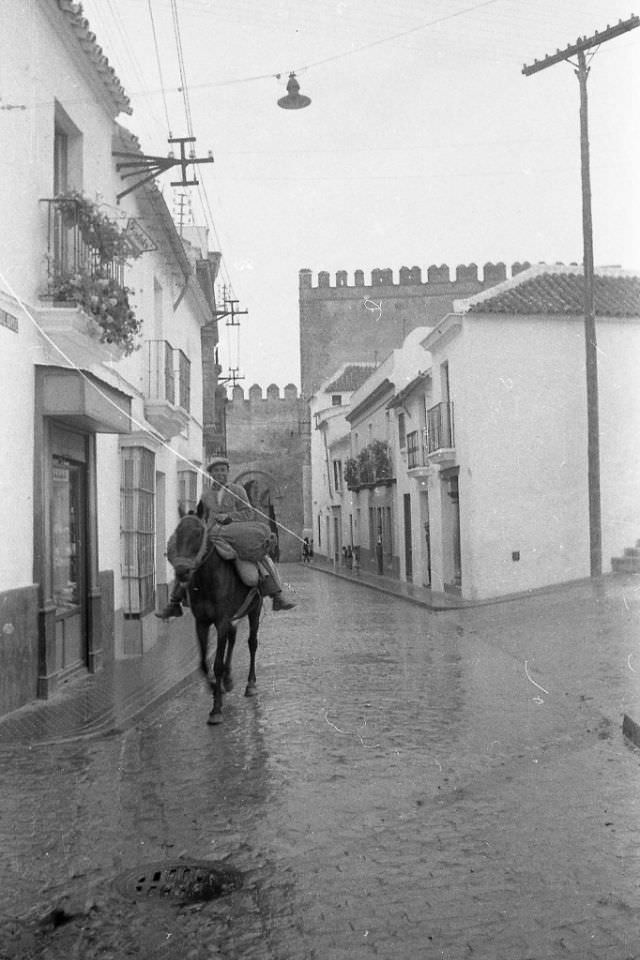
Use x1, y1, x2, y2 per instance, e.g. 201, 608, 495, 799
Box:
197, 483, 255, 525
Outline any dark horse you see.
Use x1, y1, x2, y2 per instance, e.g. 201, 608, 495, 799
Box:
168, 514, 263, 725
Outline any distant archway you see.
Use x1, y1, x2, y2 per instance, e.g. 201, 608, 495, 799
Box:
234, 470, 282, 558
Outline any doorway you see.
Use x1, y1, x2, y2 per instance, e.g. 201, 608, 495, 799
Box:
51, 446, 87, 673
403, 493, 413, 582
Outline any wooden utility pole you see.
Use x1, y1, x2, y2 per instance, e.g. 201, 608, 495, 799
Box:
523, 15, 639, 578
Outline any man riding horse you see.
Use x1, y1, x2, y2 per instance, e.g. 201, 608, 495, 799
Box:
156, 456, 296, 620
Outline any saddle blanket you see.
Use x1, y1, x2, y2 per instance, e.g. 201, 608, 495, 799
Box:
208, 519, 272, 563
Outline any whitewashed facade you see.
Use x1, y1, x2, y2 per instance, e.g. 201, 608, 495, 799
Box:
0, 0, 219, 715
422, 264, 640, 600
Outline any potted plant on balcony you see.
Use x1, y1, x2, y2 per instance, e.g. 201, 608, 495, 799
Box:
369, 439, 392, 481
49, 270, 141, 356
45, 191, 142, 355
343, 458, 359, 490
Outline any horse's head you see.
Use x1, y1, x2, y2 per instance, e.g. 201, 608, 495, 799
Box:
167, 515, 206, 582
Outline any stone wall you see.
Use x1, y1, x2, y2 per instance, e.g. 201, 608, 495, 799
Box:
299, 261, 530, 397
225, 384, 310, 562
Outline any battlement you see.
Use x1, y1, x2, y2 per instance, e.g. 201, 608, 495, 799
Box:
299, 261, 532, 291
228, 383, 300, 402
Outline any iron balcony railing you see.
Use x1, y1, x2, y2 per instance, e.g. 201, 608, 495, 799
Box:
426, 401, 455, 453
41, 197, 125, 295
144, 341, 191, 413
407, 429, 425, 468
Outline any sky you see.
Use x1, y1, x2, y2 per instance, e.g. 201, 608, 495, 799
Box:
81, 0, 640, 390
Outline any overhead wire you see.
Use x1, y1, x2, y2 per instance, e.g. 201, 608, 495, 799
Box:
147, 0, 173, 136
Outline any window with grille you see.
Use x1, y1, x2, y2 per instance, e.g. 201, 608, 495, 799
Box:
333, 459, 343, 492
178, 468, 198, 515
398, 412, 406, 449
121, 447, 155, 616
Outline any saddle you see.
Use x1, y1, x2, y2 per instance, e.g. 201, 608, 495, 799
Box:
208, 519, 272, 587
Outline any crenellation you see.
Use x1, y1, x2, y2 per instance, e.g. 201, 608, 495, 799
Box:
299, 260, 528, 291
427, 263, 450, 284
483, 261, 507, 284
456, 263, 478, 282
226, 383, 300, 403
371, 267, 394, 285
511, 260, 532, 276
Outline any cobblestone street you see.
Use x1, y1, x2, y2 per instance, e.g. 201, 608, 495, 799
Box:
1, 566, 640, 959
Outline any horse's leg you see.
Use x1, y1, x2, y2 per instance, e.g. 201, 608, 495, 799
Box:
245, 601, 260, 698
195, 620, 213, 691
222, 623, 236, 692
208, 626, 228, 725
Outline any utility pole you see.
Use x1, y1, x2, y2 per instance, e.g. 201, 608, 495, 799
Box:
523, 15, 639, 579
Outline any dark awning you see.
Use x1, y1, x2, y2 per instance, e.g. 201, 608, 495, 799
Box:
38, 366, 132, 434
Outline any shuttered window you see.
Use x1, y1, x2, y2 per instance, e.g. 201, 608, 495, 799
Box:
121, 447, 155, 616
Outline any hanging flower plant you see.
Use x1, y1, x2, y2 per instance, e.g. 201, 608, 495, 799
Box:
46, 191, 143, 354
50, 270, 142, 356
56, 190, 137, 263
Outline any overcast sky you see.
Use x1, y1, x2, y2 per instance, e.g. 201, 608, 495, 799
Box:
81, 0, 640, 390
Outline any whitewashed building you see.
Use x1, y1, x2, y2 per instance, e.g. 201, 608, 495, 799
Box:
309, 363, 376, 562
0, 0, 219, 715
422, 264, 640, 600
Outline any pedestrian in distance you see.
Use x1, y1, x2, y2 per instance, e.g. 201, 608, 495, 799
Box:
301, 537, 311, 564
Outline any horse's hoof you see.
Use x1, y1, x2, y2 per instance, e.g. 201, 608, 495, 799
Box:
207, 710, 223, 725
244, 683, 257, 698
223, 676, 234, 693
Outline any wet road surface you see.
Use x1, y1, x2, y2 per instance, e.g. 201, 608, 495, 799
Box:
1, 568, 639, 959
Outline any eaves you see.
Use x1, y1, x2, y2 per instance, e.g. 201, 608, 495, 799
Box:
346, 378, 395, 424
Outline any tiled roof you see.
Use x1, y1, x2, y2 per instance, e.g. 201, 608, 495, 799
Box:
466, 269, 640, 317
58, 0, 132, 115
326, 364, 377, 392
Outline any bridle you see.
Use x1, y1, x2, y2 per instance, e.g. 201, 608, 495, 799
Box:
170, 518, 214, 582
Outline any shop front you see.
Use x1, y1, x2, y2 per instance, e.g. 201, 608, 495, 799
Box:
34, 366, 131, 698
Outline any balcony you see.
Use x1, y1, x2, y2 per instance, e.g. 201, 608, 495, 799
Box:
38, 196, 140, 363
144, 340, 190, 439
426, 401, 456, 465
406, 429, 431, 479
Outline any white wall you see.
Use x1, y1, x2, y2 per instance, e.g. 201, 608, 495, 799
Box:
598, 318, 640, 563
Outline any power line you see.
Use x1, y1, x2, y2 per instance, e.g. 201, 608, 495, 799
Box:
147, 0, 173, 136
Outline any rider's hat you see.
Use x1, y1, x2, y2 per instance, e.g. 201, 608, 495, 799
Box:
206, 455, 230, 472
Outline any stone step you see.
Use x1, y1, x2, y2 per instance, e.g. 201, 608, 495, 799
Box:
612, 556, 640, 574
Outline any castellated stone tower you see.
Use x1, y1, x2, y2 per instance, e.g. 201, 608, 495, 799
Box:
224, 383, 310, 562
299, 261, 530, 398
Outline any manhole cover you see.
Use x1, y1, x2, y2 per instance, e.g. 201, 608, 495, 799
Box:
114, 860, 242, 903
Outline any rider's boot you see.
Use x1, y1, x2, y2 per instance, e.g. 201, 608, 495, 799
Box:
155, 582, 186, 620
272, 591, 296, 611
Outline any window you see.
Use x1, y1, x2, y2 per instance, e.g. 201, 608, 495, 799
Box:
398, 412, 406, 449
331, 394, 342, 406
407, 430, 420, 468
121, 447, 155, 615
177, 349, 191, 412
178, 468, 198, 514
333, 459, 343, 492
